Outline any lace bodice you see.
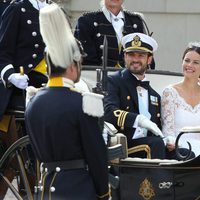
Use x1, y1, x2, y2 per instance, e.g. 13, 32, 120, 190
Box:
161, 85, 200, 156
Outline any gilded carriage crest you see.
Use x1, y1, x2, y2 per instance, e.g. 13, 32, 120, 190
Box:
139, 178, 155, 200
132, 35, 142, 47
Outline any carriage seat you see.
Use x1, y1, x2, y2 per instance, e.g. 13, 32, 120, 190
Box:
105, 121, 152, 163
109, 133, 151, 162
109, 133, 180, 166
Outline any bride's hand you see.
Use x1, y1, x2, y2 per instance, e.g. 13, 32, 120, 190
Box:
166, 143, 175, 151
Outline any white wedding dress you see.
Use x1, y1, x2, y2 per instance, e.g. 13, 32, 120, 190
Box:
161, 85, 200, 156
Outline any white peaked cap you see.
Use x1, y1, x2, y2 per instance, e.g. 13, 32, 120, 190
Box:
39, 3, 81, 69
122, 33, 158, 53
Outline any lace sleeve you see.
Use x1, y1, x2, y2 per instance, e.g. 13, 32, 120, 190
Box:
161, 87, 176, 138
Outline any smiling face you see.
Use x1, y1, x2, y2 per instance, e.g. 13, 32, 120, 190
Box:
182, 50, 200, 80
124, 51, 152, 79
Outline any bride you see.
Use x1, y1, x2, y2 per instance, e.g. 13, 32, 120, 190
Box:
161, 41, 200, 159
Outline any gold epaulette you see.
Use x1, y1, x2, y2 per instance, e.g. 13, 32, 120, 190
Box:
114, 109, 129, 130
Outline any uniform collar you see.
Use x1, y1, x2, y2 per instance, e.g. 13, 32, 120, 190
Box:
47, 77, 75, 88
132, 73, 147, 82
29, 0, 48, 10
111, 11, 124, 21
102, 6, 124, 23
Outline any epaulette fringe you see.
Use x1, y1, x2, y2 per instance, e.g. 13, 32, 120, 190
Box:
82, 92, 104, 117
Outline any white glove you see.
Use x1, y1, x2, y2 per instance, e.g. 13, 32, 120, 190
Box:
8, 73, 29, 89
166, 136, 176, 144
138, 114, 164, 138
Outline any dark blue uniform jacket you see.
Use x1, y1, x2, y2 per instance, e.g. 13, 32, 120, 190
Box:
74, 10, 145, 67
0, 0, 47, 119
0, 0, 10, 18
25, 87, 109, 200
104, 69, 161, 147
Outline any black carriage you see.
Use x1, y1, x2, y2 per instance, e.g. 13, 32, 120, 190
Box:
108, 126, 200, 200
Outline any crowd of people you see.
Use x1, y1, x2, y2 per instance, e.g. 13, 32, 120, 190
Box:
0, 0, 200, 199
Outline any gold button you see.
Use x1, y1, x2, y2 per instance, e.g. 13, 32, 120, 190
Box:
157, 113, 160, 117
126, 106, 130, 110
127, 96, 131, 100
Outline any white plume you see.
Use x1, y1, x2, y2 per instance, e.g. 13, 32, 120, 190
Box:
39, 4, 81, 69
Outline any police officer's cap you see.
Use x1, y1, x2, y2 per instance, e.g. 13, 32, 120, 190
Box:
122, 33, 158, 54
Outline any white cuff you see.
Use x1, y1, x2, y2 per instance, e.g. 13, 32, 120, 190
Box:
1, 64, 14, 85
133, 115, 140, 128
132, 127, 145, 139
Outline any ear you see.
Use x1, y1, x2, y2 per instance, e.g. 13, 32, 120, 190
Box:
147, 55, 153, 65
65, 64, 73, 76
124, 52, 128, 59
71, 63, 78, 71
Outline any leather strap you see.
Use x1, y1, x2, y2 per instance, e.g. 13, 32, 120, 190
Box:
43, 159, 86, 172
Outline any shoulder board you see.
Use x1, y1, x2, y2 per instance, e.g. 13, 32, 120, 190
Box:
82, 92, 104, 117
124, 10, 145, 19
9, 0, 24, 7
82, 10, 102, 17
10, 0, 22, 4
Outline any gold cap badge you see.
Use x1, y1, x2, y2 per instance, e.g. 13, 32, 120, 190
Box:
132, 35, 142, 47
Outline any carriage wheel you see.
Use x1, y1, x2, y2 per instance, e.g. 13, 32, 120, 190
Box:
0, 135, 36, 200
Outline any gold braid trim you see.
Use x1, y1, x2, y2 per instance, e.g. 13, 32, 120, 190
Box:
121, 111, 128, 129
114, 110, 128, 129
49, 172, 58, 200
119, 111, 125, 127
118, 112, 122, 127
124, 46, 153, 54
97, 189, 110, 198
128, 144, 151, 159
36, 160, 40, 187
41, 171, 48, 200
114, 110, 123, 127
